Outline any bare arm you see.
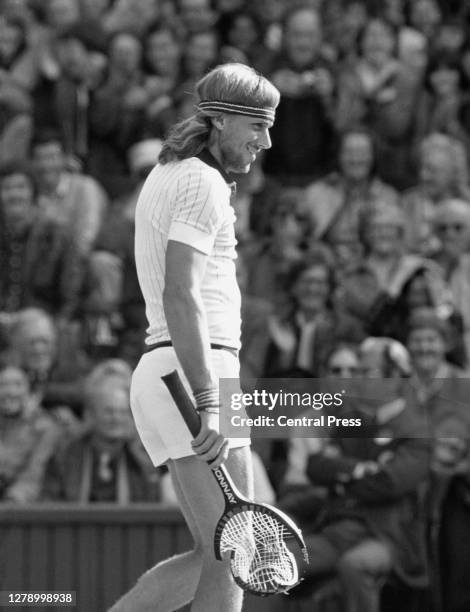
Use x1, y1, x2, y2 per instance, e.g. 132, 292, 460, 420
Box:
163, 239, 229, 467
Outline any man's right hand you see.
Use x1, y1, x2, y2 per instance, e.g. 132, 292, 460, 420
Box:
191, 411, 229, 470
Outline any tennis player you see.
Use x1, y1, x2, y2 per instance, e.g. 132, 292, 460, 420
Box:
109, 63, 279, 612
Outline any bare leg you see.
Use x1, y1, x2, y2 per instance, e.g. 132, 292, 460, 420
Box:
173, 446, 252, 612
108, 446, 252, 612
109, 466, 202, 612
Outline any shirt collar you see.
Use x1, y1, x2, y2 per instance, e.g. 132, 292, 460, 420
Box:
196, 148, 235, 187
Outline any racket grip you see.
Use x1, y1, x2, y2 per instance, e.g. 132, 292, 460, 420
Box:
161, 370, 202, 437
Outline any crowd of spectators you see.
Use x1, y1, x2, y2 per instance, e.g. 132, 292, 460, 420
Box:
2, 0, 470, 610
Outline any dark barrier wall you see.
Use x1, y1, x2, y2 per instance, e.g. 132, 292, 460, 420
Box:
0, 505, 305, 612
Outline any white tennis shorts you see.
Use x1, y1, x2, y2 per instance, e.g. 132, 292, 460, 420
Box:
130, 346, 250, 466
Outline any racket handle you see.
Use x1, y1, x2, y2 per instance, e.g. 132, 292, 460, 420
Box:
161, 370, 202, 437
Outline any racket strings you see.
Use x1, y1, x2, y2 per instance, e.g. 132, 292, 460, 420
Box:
220, 510, 299, 594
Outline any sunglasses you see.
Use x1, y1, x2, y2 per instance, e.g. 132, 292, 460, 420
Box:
329, 366, 360, 375
436, 223, 466, 233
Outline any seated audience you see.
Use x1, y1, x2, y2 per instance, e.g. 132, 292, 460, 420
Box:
262, 254, 364, 377
244, 193, 308, 307
88, 31, 146, 197
335, 17, 426, 189
336, 202, 458, 343
0, 160, 82, 320
401, 133, 470, 254
289, 337, 430, 612
406, 307, 468, 432
280, 342, 362, 524
7, 308, 89, 421
43, 360, 163, 503
31, 129, 108, 258
264, 6, 336, 186
299, 127, 398, 249
0, 364, 60, 503
367, 257, 465, 368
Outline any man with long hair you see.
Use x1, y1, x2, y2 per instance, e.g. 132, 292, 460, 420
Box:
109, 63, 279, 612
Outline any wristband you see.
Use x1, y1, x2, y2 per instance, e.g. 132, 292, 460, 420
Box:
194, 388, 220, 414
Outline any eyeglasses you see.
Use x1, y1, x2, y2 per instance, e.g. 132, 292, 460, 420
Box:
436, 223, 466, 233
329, 366, 360, 375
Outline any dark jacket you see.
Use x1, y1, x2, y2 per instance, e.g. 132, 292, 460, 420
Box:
307, 397, 431, 587
0, 214, 82, 318
263, 309, 365, 377
43, 433, 162, 503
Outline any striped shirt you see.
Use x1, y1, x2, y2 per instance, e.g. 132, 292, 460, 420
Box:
134, 150, 241, 349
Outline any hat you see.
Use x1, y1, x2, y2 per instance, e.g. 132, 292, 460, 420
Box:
128, 139, 163, 173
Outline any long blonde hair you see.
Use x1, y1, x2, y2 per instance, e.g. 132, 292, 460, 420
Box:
159, 63, 280, 164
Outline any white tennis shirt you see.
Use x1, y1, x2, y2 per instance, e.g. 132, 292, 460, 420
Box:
134, 149, 241, 349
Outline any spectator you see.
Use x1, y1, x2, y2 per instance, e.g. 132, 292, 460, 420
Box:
244, 193, 307, 306
418, 51, 468, 144
299, 127, 398, 249
7, 308, 89, 422
336, 17, 426, 189
367, 257, 465, 368
0, 364, 60, 503
177, 0, 216, 36
335, 203, 444, 332
250, 0, 286, 53
263, 6, 336, 186
33, 22, 107, 169
401, 133, 470, 255
43, 361, 163, 503
218, 9, 272, 71
88, 31, 146, 197
288, 337, 430, 612
432, 413, 470, 612
141, 22, 182, 138
432, 199, 470, 345
322, 0, 369, 64
0, 160, 81, 319
281, 342, 362, 497
408, 0, 442, 43
262, 255, 364, 377
406, 307, 468, 430
31, 129, 108, 257
175, 29, 221, 121
0, 16, 34, 164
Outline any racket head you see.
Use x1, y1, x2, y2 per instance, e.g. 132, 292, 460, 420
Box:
214, 499, 309, 596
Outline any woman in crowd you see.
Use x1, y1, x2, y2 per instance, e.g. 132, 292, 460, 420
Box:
336, 17, 426, 189
299, 127, 398, 249
262, 254, 364, 378
0, 363, 60, 503
401, 132, 470, 254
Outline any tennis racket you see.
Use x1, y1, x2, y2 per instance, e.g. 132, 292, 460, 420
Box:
161, 370, 309, 597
